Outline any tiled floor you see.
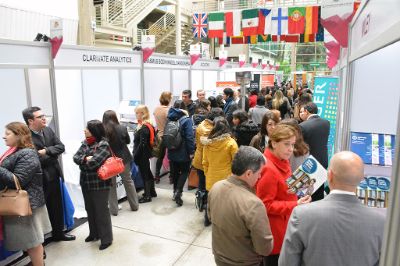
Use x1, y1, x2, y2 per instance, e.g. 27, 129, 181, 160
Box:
13, 179, 215, 266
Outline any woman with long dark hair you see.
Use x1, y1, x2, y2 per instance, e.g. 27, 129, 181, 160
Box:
102, 110, 138, 216
250, 110, 281, 153
73, 120, 113, 250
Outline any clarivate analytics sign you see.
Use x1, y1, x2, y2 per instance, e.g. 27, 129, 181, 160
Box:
82, 54, 132, 63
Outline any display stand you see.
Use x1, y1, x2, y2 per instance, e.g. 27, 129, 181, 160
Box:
338, 0, 400, 264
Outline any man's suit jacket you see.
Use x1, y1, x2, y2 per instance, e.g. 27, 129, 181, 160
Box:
279, 193, 386, 266
31, 127, 65, 182
299, 115, 330, 169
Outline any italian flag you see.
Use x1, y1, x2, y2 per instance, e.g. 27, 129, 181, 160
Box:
225, 10, 241, 37
242, 9, 259, 36
208, 12, 225, 38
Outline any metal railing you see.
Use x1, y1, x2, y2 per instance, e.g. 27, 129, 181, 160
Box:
192, 0, 323, 13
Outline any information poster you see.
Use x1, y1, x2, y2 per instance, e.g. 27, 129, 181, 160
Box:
313, 76, 339, 162
261, 74, 275, 88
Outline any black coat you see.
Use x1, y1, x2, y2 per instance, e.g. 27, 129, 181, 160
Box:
132, 124, 153, 163
233, 121, 259, 147
31, 127, 65, 182
108, 124, 132, 165
0, 148, 45, 209
300, 115, 330, 168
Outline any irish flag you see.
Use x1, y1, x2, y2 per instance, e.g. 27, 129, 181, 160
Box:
242, 9, 259, 36
225, 10, 241, 37
288, 7, 305, 34
208, 12, 224, 38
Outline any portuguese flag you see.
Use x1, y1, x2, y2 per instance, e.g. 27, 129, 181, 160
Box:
288, 7, 305, 34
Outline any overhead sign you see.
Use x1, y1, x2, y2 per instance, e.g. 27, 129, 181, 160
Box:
144, 55, 190, 69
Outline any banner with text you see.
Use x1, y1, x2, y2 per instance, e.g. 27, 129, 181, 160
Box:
313, 76, 339, 162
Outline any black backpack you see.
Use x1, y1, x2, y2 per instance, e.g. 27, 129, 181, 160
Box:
162, 116, 187, 150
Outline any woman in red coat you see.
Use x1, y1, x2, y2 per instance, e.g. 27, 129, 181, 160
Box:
256, 124, 311, 266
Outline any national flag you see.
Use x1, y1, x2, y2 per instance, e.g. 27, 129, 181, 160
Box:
231, 36, 245, 44
192, 13, 208, 38
218, 33, 231, 46
300, 33, 315, 43
258, 9, 272, 35
208, 12, 225, 38
282, 35, 300, 43
225, 10, 241, 37
242, 9, 259, 36
305, 6, 319, 35
315, 7, 324, 42
288, 7, 305, 34
271, 8, 289, 36
250, 35, 258, 44
258, 34, 271, 43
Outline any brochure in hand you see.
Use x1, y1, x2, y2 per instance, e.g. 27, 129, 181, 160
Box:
286, 155, 327, 197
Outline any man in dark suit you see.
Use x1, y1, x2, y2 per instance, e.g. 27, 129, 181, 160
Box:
23, 106, 75, 241
299, 102, 330, 201
222, 88, 238, 128
279, 151, 386, 266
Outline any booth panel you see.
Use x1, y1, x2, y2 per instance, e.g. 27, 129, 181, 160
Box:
191, 70, 203, 99
203, 71, 218, 95
55, 69, 86, 217
172, 70, 189, 97
121, 69, 141, 101
220, 71, 236, 82
82, 69, 120, 122
350, 41, 400, 135
0, 69, 27, 152
144, 69, 171, 117
28, 69, 53, 117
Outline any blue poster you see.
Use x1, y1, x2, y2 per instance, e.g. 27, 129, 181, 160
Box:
350, 132, 373, 164
313, 76, 339, 162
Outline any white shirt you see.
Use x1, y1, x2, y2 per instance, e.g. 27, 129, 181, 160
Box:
330, 189, 356, 196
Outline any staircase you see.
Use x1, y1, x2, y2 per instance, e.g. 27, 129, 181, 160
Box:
94, 0, 194, 54
138, 12, 193, 54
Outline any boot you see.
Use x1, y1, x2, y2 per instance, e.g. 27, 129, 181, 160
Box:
150, 180, 157, 198
204, 203, 211, 227
139, 181, 152, 203
175, 192, 183, 207
172, 190, 177, 201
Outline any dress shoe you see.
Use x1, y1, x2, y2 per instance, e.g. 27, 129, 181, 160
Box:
99, 243, 112, 250
85, 236, 99, 242
138, 196, 152, 203
175, 193, 183, 207
53, 233, 76, 241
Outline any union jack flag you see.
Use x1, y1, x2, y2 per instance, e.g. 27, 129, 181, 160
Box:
192, 13, 208, 38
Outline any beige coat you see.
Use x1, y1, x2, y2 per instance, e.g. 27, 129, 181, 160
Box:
208, 176, 274, 266
201, 134, 238, 191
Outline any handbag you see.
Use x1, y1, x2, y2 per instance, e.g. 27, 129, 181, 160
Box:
0, 174, 32, 216
97, 147, 125, 180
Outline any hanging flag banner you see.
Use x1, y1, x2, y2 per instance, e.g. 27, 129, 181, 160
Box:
288, 7, 305, 34
190, 44, 201, 65
208, 12, 225, 38
219, 49, 228, 67
142, 35, 155, 62
242, 9, 260, 36
321, 0, 355, 47
192, 13, 208, 39
261, 59, 268, 69
50, 19, 63, 59
225, 10, 241, 37
313, 76, 339, 161
271, 7, 289, 36
239, 54, 246, 68
258, 9, 272, 35
251, 58, 258, 68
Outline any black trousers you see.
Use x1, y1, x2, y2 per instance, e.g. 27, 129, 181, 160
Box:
196, 169, 206, 191
82, 189, 113, 245
43, 177, 64, 237
263, 254, 279, 266
136, 157, 155, 197
155, 140, 166, 177
170, 161, 191, 193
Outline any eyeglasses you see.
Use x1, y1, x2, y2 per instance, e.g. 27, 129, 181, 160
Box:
34, 115, 45, 119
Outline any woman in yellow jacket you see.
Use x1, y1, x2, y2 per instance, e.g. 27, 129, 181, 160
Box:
192, 108, 224, 211
201, 117, 238, 225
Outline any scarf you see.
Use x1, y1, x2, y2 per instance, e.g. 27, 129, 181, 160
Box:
0, 147, 17, 165
86, 136, 96, 145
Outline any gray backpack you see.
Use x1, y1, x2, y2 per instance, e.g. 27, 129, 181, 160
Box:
162, 116, 186, 150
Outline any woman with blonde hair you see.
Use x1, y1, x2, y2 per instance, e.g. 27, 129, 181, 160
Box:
153, 91, 172, 183
256, 124, 311, 265
0, 122, 51, 265
272, 90, 291, 120
133, 104, 157, 203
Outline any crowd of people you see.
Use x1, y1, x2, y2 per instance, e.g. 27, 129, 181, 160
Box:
0, 81, 386, 266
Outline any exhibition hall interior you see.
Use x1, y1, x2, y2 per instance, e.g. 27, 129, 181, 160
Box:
0, 0, 399, 265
